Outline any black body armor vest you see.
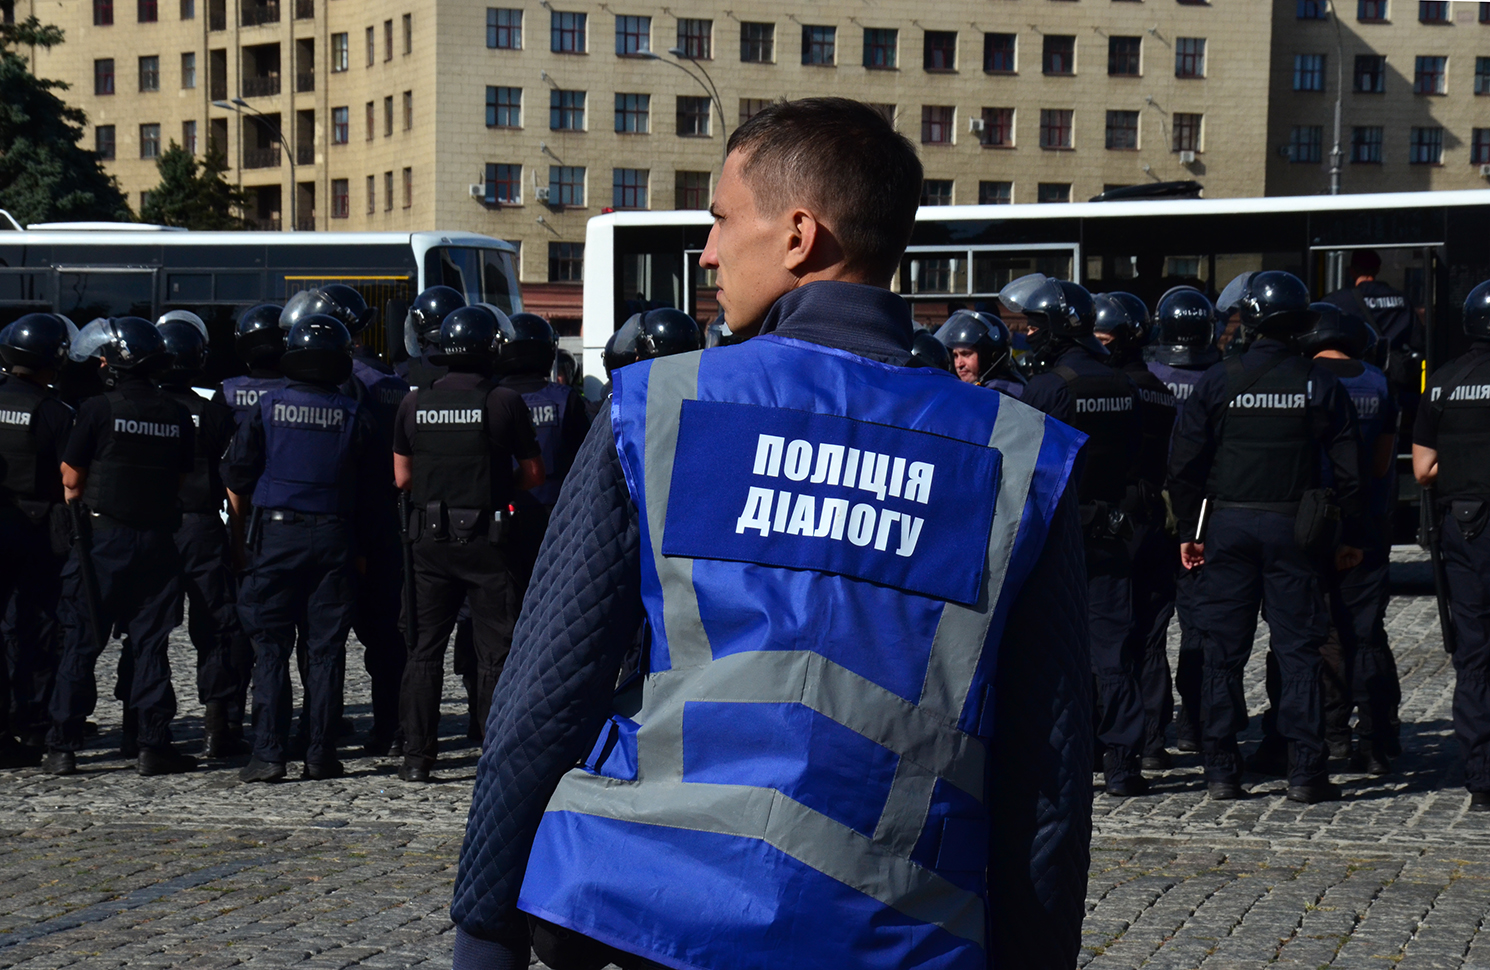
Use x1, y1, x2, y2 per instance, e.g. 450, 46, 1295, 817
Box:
409, 384, 502, 512
1054, 364, 1139, 505
1124, 362, 1177, 491
0, 385, 47, 511
170, 391, 220, 515
82, 390, 185, 530
1207, 356, 1317, 504
1430, 352, 1490, 501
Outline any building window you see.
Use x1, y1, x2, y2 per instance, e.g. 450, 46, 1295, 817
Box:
1415, 56, 1447, 94
140, 191, 153, 213
1037, 183, 1070, 204
403, 13, 412, 54
179, 0, 193, 18
1039, 108, 1073, 149
1355, 55, 1385, 92
367, 26, 375, 65
921, 105, 954, 144
739, 98, 771, 124
366, 101, 374, 139
1105, 110, 1138, 150
1288, 125, 1323, 162
1409, 126, 1443, 163
863, 28, 897, 69
182, 119, 196, 154
367, 175, 376, 214
331, 32, 348, 71
1472, 129, 1490, 165
1482, 2, 1490, 23
1043, 35, 1074, 75
96, 125, 116, 160
1173, 113, 1203, 152
1174, 37, 1205, 78
984, 33, 1016, 73
332, 106, 349, 143
1419, 0, 1449, 22
1477, 57, 1490, 95
552, 11, 586, 53
385, 19, 393, 60
675, 170, 709, 208
615, 93, 649, 132
181, 52, 196, 88
920, 180, 953, 206
677, 96, 711, 136
139, 55, 159, 92
94, 0, 114, 26
802, 25, 835, 65
95, 59, 116, 95
924, 30, 956, 71
140, 123, 161, 159
741, 22, 774, 63
978, 181, 1012, 205
485, 163, 521, 204
402, 167, 412, 208
613, 168, 648, 209
1358, 0, 1387, 21
1297, 0, 1328, 17
1351, 126, 1383, 163
384, 171, 393, 210
980, 107, 1014, 147
332, 179, 349, 218
1294, 53, 1325, 91
549, 165, 585, 206
487, 8, 522, 49
487, 86, 521, 127
678, 18, 711, 59
550, 89, 585, 130
384, 95, 393, 136
549, 241, 584, 282
402, 90, 413, 129
138, 0, 157, 22
615, 15, 650, 55
1108, 36, 1140, 76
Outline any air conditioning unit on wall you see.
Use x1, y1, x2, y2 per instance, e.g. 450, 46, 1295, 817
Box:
1179, 150, 1197, 164
968, 117, 985, 133
534, 186, 552, 202
1480, 164, 1490, 178
469, 184, 484, 198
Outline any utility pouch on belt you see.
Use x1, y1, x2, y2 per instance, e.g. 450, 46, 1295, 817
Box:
425, 501, 447, 540
488, 508, 512, 545
1294, 487, 1341, 558
448, 507, 483, 542
1450, 499, 1488, 541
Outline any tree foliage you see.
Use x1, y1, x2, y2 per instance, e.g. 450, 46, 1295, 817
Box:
141, 143, 250, 229
0, 16, 132, 225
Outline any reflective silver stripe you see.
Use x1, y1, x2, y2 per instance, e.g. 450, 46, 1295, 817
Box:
642, 353, 710, 669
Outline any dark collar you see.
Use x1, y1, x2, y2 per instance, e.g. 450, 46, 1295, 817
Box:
758, 281, 915, 366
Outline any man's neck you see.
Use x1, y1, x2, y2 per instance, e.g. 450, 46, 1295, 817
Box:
1354, 275, 1376, 287
1314, 349, 1351, 360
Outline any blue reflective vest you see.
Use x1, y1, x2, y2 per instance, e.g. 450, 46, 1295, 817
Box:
520, 381, 571, 507
221, 374, 286, 426
250, 384, 359, 515
518, 334, 1084, 970
1327, 361, 1394, 517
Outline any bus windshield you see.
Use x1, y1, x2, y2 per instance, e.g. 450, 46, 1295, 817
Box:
426, 246, 520, 316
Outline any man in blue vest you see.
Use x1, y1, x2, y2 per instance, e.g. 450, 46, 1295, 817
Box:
451, 98, 1092, 970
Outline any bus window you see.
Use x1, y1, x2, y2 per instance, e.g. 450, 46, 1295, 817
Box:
427, 246, 519, 315
167, 273, 212, 302
216, 273, 265, 302
56, 270, 155, 321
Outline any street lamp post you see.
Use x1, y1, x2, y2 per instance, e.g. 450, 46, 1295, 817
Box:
1326, 1, 1345, 196
213, 97, 297, 230
643, 49, 728, 164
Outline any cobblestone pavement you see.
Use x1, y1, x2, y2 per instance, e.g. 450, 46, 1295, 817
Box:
2, 548, 1488, 968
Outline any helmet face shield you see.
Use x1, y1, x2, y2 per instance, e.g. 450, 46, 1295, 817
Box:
1215, 273, 1255, 320
70, 318, 117, 362
404, 316, 423, 358
157, 309, 209, 340
997, 274, 1058, 315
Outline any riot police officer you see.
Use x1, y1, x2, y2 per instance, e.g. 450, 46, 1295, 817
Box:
1008, 275, 1146, 796
908, 328, 951, 371
1167, 271, 1364, 803
215, 304, 287, 426
0, 315, 75, 765
1412, 280, 1490, 810
1144, 287, 1222, 752
935, 309, 1026, 397
223, 316, 385, 782
155, 312, 250, 757
391, 304, 543, 782
398, 285, 466, 391
46, 318, 198, 776
1094, 291, 1180, 772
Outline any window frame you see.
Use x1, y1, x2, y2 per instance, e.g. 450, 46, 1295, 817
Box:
487, 86, 522, 128
1039, 108, 1073, 149
1105, 109, 1139, 150
1409, 125, 1444, 164
612, 167, 649, 209
551, 11, 587, 53
676, 95, 711, 136
923, 30, 956, 72
1350, 125, 1384, 163
139, 122, 162, 160
921, 105, 954, 145
614, 92, 650, 133
801, 24, 835, 66
1414, 55, 1447, 95
1288, 125, 1323, 163
549, 165, 586, 207
1108, 36, 1140, 77
740, 21, 774, 63
96, 124, 117, 160
614, 15, 651, 56
95, 58, 116, 95
331, 32, 348, 72
978, 181, 1012, 205
331, 105, 349, 144
548, 241, 584, 282
1172, 112, 1203, 153
487, 8, 522, 50
331, 178, 349, 219
486, 163, 522, 205
1174, 37, 1205, 79
138, 55, 160, 92
550, 89, 586, 131
980, 107, 1014, 148
677, 18, 711, 59
1293, 53, 1326, 91
984, 32, 1016, 73
1042, 35, 1075, 76
863, 27, 898, 70
1354, 54, 1385, 93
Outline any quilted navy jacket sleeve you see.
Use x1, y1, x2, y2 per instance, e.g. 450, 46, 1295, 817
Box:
450, 413, 1091, 970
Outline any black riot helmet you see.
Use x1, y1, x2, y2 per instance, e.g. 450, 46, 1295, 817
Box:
279, 314, 354, 384
70, 316, 170, 372
909, 329, 952, 372
236, 303, 285, 369
282, 284, 376, 336
1147, 287, 1220, 368
436, 304, 514, 368
632, 308, 703, 361
1464, 280, 1490, 342
157, 315, 210, 379
1216, 270, 1317, 336
553, 347, 578, 385
999, 274, 1107, 362
0, 312, 73, 372
1295, 303, 1374, 359
404, 285, 467, 356
1092, 291, 1152, 365
936, 310, 1012, 382
504, 312, 559, 376
603, 324, 637, 377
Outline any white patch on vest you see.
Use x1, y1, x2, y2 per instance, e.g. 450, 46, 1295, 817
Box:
415, 408, 482, 425
1166, 382, 1195, 400
1364, 295, 1405, 309
529, 404, 558, 427
1075, 397, 1134, 414
190, 413, 201, 428
0, 409, 31, 427
272, 403, 347, 428
376, 387, 407, 404
1229, 392, 1306, 410
113, 418, 181, 437
749, 434, 934, 503
1135, 387, 1174, 407
1351, 395, 1380, 417
233, 388, 263, 407
1435, 384, 1490, 403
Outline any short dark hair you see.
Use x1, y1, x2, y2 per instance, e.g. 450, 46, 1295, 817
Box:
727, 98, 923, 286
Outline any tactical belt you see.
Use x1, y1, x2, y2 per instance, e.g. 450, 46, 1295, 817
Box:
263, 508, 347, 524
1213, 500, 1299, 515
412, 502, 511, 544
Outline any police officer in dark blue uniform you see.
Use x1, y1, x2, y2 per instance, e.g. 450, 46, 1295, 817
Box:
398, 285, 466, 391
46, 318, 199, 777
391, 304, 543, 782
1412, 280, 1490, 810
224, 315, 385, 782
0, 315, 75, 765
215, 304, 287, 425
1144, 287, 1222, 753
935, 309, 1025, 397
908, 327, 951, 371
155, 313, 251, 758
1094, 291, 1181, 772
1012, 275, 1147, 796
1167, 271, 1365, 803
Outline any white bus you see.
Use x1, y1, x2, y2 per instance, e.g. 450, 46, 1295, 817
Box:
0, 217, 520, 379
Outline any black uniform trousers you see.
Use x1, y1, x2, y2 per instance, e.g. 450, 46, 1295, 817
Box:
351, 528, 407, 744
1440, 509, 1490, 792
1088, 534, 1143, 780
1172, 568, 1205, 748
1313, 521, 1396, 751
237, 515, 356, 766
1196, 508, 1330, 786
48, 523, 182, 751
174, 512, 252, 713
2, 509, 66, 743
0, 508, 26, 740
400, 536, 519, 769
1127, 517, 1179, 757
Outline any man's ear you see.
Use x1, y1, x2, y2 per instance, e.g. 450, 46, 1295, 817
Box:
782, 208, 818, 274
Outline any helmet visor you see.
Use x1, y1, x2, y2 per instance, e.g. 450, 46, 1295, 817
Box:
997, 274, 1058, 314
1215, 273, 1255, 318
69, 318, 116, 362
158, 310, 209, 340
404, 314, 423, 357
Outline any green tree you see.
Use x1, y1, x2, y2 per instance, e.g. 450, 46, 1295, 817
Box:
140, 143, 250, 229
0, 15, 132, 225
